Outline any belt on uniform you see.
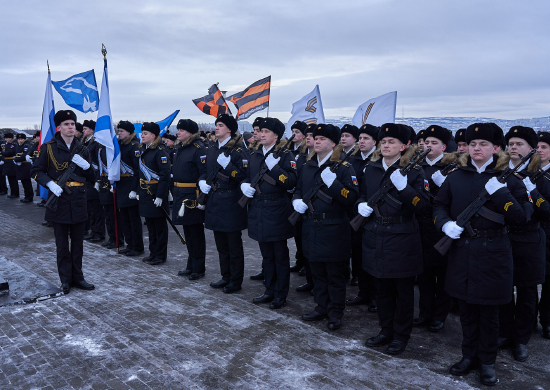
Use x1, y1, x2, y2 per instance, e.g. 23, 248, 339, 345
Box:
507, 223, 540, 234
174, 182, 196, 188
101, 173, 108, 177
466, 227, 507, 238
306, 211, 342, 220
140, 179, 158, 185
120, 173, 132, 178
253, 192, 286, 201
374, 215, 414, 225
55, 181, 84, 187
3, 157, 14, 160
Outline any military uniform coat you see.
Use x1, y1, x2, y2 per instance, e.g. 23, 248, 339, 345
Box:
1, 140, 17, 176
98, 147, 115, 206
116, 133, 140, 209
534, 167, 550, 276
82, 136, 100, 201
14, 141, 32, 180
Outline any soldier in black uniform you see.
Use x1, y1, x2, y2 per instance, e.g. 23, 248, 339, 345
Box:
116, 121, 144, 257
138, 122, 171, 265
172, 119, 207, 279
14, 133, 34, 202
30, 110, 96, 294
498, 126, 549, 361
416, 129, 426, 152
359, 124, 430, 355
414, 125, 456, 333
199, 114, 249, 293
455, 129, 468, 155
29, 132, 41, 199
97, 146, 124, 249
2, 132, 19, 198
293, 124, 359, 330
433, 123, 530, 386
346, 124, 379, 311
81, 120, 105, 242
0, 135, 7, 195
242, 117, 297, 309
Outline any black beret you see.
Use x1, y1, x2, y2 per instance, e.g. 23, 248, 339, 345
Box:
505, 126, 538, 149
117, 120, 135, 133
313, 124, 340, 145
4, 132, 14, 139
82, 120, 96, 130
538, 131, 550, 146
358, 124, 379, 142
215, 114, 238, 135
260, 117, 285, 139
164, 134, 177, 142
379, 123, 410, 144
34, 131, 41, 138
465, 123, 502, 145
455, 128, 467, 144
16, 133, 26, 140
290, 120, 308, 135
416, 129, 426, 142
341, 124, 359, 140
252, 117, 264, 129
424, 125, 452, 145
142, 122, 161, 137
75, 122, 83, 133
54, 110, 77, 127
305, 123, 316, 134
176, 119, 199, 134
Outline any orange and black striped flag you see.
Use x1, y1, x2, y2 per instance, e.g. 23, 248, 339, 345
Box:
192, 84, 231, 117
227, 76, 270, 120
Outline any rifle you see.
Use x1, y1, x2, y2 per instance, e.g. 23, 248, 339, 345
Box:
288, 146, 356, 226
350, 148, 432, 232
45, 145, 85, 212
433, 149, 536, 256
238, 134, 295, 208
197, 135, 243, 205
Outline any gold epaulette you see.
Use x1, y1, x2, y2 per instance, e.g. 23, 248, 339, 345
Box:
194, 142, 201, 148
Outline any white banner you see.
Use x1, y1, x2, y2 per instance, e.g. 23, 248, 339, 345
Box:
352, 91, 397, 127
284, 85, 325, 138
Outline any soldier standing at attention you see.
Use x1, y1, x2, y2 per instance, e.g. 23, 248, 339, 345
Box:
2, 132, 19, 199
14, 133, 34, 203
30, 110, 96, 294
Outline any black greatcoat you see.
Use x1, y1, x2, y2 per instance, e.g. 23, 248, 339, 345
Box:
1, 140, 17, 176
533, 168, 550, 276
137, 136, 171, 218
294, 146, 360, 262
116, 133, 140, 209
433, 152, 530, 305
81, 136, 100, 201
244, 142, 297, 242
14, 141, 32, 180
31, 132, 95, 224
359, 147, 430, 278
200, 137, 249, 232
29, 141, 40, 162
171, 133, 206, 225
98, 147, 115, 206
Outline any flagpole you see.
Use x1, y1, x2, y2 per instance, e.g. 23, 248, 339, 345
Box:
266, 75, 271, 118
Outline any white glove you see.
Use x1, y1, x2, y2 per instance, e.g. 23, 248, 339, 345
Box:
292, 199, 308, 214
197, 204, 205, 210
442, 221, 464, 239
72, 155, 90, 170
485, 177, 506, 195
94, 182, 100, 191
110, 186, 114, 193
199, 180, 211, 194
170, 174, 173, 178
240, 182, 256, 198
0, 161, 4, 165
154, 197, 163, 207
321, 168, 337, 188
128, 191, 137, 199
25, 155, 32, 163
431, 170, 446, 187
265, 154, 280, 170
523, 177, 536, 192
178, 203, 185, 217
357, 202, 373, 218
390, 170, 407, 191
217, 153, 231, 169
15, 162, 21, 166
46, 181, 63, 197
136, 194, 139, 200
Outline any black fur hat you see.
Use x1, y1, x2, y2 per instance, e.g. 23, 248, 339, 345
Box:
341, 124, 359, 140
537, 131, 550, 147
177, 119, 199, 134
378, 123, 410, 144
290, 120, 307, 135
75, 122, 83, 133
305, 123, 316, 135
455, 128, 466, 144
313, 124, 340, 145
142, 122, 161, 137
358, 124, 379, 142
424, 125, 452, 145
260, 117, 285, 139
252, 117, 264, 129
465, 123, 502, 146
16, 133, 26, 140
54, 110, 77, 127
416, 129, 426, 142
215, 114, 238, 135
83, 120, 96, 130
505, 126, 538, 149
117, 120, 135, 133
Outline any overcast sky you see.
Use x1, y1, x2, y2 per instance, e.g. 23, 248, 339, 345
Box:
1, 0, 549, 128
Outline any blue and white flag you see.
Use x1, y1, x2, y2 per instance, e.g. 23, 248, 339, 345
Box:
95, 60, 120, 183
39, 71, 56, 201
284, 85, 325, 138
52, 70, 99, 113
352, 91, 397, 127
134, 110, 180, 140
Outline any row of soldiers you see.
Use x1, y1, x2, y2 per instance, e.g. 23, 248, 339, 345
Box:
0, 131, 39, 201
29, 109, 549, 387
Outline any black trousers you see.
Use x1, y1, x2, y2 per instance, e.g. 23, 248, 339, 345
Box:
0, 173, 7, 193
183, 224, 206, 274
20, 178, 33, 200
499, 285, 538, 344
145, 217, 168, 261
86, 199, 104, 238
417, 265, 452, 322
7, 175, 18, 196
259, 240, 290, 299
458, 300, 499, 365
103, 204, 124, 244
119, 205, 144, 252
294, 219, 305, 268
351, 229, 363, 278
53, 222, 85, 284
540, 277, 550, 326
310, 261, 346, 319
213, 230, 244, 287
376, 276, 415, 343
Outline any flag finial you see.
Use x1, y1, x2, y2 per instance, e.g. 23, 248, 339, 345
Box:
47, 60, 50, 74
101, 44, 107, 60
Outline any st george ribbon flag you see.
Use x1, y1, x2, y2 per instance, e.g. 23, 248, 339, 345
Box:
94, 59, 120, 183
352, 91, 397, 127
39, 70, 56, 201
192, 84, 231, 117
227, 76, 271, 120
284, 85, 325, 138
134, 110, 180, 140
52, 70, 99, 113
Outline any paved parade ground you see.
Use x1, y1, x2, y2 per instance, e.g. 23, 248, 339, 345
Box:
0, 191, 549, 390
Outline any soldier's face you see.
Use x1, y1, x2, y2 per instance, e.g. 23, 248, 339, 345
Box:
314, 136, 335, 154
215, 122, 231, 141
305, 133, 314, 148
417, 139, 425, 151
358, 134, 376, 153
291, 129, 305, 144
17, 138, 25, 145
424, 137, 446, 159
83, 126, 94, 138
4, 137, 13, 142
117, 128, 130, 141
469, 139, 497, 164
253, 127, 261, 141
537, 142, 550, 164
340, 132, 357, 149
457, 142, 468, 155
507, 137, 532, 161
141, 130, 155, 145
380, 137, 406, 159
165, 139, 175, 147
177, 129, 191, 142
260, 128, 278, 147
57, 120, 75, 137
